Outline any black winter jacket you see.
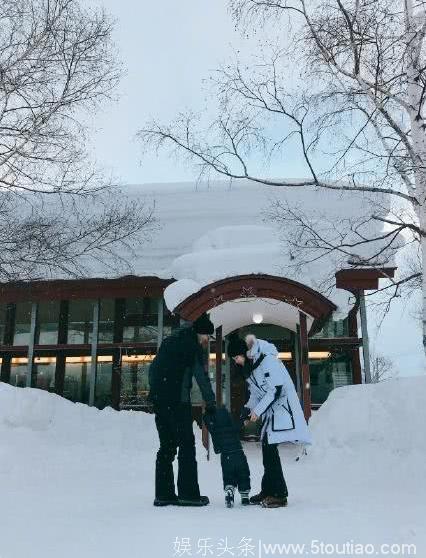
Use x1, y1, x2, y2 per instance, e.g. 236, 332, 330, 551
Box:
148, 325, 215, 405
203, 407, 243, 455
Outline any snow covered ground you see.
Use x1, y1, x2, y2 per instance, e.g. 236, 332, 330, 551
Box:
0, 377, 425, 558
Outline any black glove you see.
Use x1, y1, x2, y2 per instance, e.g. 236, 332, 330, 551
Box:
239, 406, 251, 422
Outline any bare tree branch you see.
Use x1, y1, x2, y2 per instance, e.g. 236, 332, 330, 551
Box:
0, 0, 156, 280
139, 0, 426, 353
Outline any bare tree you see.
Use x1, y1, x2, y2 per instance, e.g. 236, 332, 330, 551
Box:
139, 0, 426, 355
371, 352, 396, 382
0, 0, 156, 281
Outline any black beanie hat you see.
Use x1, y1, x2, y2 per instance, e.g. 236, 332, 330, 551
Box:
227, 336, 248, 358
193, 313, 215, 335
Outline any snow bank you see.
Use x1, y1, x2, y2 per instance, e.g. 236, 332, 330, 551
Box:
2, 376, 425, 459
309, 376, 426, 457
0, 382, 158, 451
0, 378, 425, 557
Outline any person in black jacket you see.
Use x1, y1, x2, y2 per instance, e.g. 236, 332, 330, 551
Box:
203, 406, 251, 508
148, 313, 216, 507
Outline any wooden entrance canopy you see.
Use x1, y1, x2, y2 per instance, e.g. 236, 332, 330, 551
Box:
175, 274, 337, 327
335, 267, 397, 292
175, 274, 337, 422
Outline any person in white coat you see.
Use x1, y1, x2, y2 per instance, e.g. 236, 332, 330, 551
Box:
227, 334, 311, 508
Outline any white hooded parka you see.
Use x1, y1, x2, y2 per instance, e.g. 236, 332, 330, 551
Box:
245, 338, 312, 446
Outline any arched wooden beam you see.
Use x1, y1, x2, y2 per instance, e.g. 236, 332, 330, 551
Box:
174, 274, 337, 326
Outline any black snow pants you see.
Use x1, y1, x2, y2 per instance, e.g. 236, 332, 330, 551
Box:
154, 402, 201, 500
220, 449, 251, 492
261, 441, 288, 498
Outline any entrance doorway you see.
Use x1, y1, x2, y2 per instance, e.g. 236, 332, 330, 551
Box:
215, 324, 299, 439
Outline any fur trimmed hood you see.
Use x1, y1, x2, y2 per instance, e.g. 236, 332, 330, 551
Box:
245, 335, 279, 362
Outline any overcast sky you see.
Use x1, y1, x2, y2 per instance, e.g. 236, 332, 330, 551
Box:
85, 0, 425, 375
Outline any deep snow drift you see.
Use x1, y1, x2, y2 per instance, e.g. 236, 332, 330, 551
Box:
0, 377, 425, 558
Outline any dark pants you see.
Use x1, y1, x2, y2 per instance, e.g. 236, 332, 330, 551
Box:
261, 441, 288, 498
220, 450, 251, 492
154, 402, 201, 500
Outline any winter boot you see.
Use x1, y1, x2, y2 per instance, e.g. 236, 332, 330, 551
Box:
240, 491, 250, 506
249, 492, 265, 505
153, 495, 179, 507
224, 485, 235, 508
261, 496, 288, 508
177, 495, 210, 507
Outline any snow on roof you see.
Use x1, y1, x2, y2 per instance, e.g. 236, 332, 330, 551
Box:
29, 179, 394, 318
117, 180, 395, 317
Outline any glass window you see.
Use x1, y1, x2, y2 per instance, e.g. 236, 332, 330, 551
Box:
95, 358, 113, 409
123, 298, 159, 344
99, 300, 114, 343
310, 355, 352, 405
33, 357, 56, 391
120, 353, 153, 408
313, 318, 349, 338
64, 357, 90, 403
13, 302, 33, 345
68, 300, 94, 344
0, 304, 6, 344
163, 303, 180, 338
36, 301, 60, 344
9, 358, 27, 387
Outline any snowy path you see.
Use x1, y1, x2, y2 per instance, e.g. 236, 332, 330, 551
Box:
0, 379, 425, 558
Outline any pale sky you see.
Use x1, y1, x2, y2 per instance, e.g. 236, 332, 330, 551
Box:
85, 0, 425, 375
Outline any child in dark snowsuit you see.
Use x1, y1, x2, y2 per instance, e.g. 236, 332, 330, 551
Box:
203, 406, 251, 508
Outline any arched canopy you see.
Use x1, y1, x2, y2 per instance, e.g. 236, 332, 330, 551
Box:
174, 274, 337, 332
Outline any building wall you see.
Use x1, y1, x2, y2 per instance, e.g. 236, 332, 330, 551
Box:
0, 295, 179, 409
0, 293, 357, 410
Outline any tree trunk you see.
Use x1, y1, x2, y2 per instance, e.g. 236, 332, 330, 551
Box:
422, 223, 426, 357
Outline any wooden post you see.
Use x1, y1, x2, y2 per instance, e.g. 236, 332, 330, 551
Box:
294, 326, 302, 399
348, 305, 362, 384
0, 303, 16, 383
26, 302, 38, 388
359, 290, 372, 383
89, 299, 100, 406
111, 298, 125, 410
215, 326, 223, 406
54, 300, 69, 396
299, 311, 311, 421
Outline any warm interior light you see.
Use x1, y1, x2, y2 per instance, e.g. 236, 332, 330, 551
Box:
209, 353, 226, 360
66, 356, 111, 364
7, 350, 330, 369
11, 357, 29, 365
252, 313, 263, 324
66, 356, 91, 364
34, 357, 57, 364
121, 354, 154, 363
97, 356, 112, 363
278, 352, 292, 360
308, 351, 331, 359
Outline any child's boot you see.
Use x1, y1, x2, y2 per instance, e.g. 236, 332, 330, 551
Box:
240, 491, 250, 506
224, 485, 235, 508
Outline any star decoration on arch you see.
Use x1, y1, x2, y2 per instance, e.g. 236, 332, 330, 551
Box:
213, 294, 225, 307
240, 286, 257, 299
